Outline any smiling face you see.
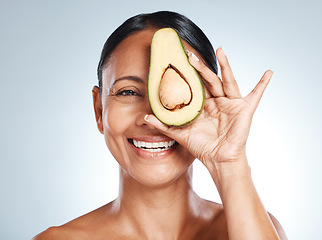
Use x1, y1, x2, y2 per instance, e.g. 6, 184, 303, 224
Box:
93, 29, 196, 187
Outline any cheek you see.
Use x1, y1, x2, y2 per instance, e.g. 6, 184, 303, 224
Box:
102, 99, 139, 143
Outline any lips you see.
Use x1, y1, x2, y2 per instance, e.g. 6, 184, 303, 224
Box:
129, 139, 177, 153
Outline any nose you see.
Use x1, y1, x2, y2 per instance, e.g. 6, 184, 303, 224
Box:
136, 97, 155, 129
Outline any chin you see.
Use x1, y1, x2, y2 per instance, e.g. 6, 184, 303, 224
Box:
124, 155, 194, 189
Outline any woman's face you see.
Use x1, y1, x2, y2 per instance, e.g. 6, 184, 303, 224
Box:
93, 29, 196, 187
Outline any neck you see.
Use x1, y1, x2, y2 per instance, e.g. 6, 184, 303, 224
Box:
114, 165, 202, 239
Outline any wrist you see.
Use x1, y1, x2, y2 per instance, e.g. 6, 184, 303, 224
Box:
217, 155, 250, 177
206, 154, 251, 195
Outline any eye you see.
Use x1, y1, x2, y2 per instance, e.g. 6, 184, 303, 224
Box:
116, 89, 142, 97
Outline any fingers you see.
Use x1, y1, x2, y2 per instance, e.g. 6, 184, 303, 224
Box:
216, 48, 241, 98
245, 70, 273, 112
188, 51, 225, 97
144, 114, 178, 139
144, 114, 169, 131
188, 48, 241, 99
188, 48, 272, 113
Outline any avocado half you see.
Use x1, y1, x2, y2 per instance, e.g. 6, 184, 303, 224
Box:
148, 28, 205, 126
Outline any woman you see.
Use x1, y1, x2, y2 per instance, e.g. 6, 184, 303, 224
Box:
34, 11, 287, 239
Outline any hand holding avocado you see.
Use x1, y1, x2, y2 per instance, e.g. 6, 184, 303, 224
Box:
145, 29, 273, 179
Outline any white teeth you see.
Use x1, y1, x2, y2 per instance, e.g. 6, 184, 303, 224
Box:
132, 139, 176, 151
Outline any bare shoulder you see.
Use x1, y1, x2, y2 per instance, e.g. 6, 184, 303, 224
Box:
200, 199, 225, 223
32, 225, 80, 240
199, 199, 287, 240
32, 222, 90, 240
195, 199, 229, 239
32, 202, 116, 240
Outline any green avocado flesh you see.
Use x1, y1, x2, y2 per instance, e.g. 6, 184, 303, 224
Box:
148, 28, 205, 126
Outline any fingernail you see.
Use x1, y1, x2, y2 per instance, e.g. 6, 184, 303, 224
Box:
218, 46, 225, 55
144, 114, 150, 122
217, 47, 227, 60
188, 51, 199, 62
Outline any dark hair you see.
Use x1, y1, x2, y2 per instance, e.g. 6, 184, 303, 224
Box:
97, 11, 217, 96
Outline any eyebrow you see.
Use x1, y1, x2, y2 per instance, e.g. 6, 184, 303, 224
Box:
112, 76, 144, 87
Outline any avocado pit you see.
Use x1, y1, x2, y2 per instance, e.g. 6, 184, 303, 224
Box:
159, 65, 192, 111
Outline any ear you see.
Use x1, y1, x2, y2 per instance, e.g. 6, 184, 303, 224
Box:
92, 86, 104, 134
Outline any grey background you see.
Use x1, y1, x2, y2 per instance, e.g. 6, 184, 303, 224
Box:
1, 0, 321, 239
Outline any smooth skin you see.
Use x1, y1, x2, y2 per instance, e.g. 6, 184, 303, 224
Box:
33, 29, 287, 240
